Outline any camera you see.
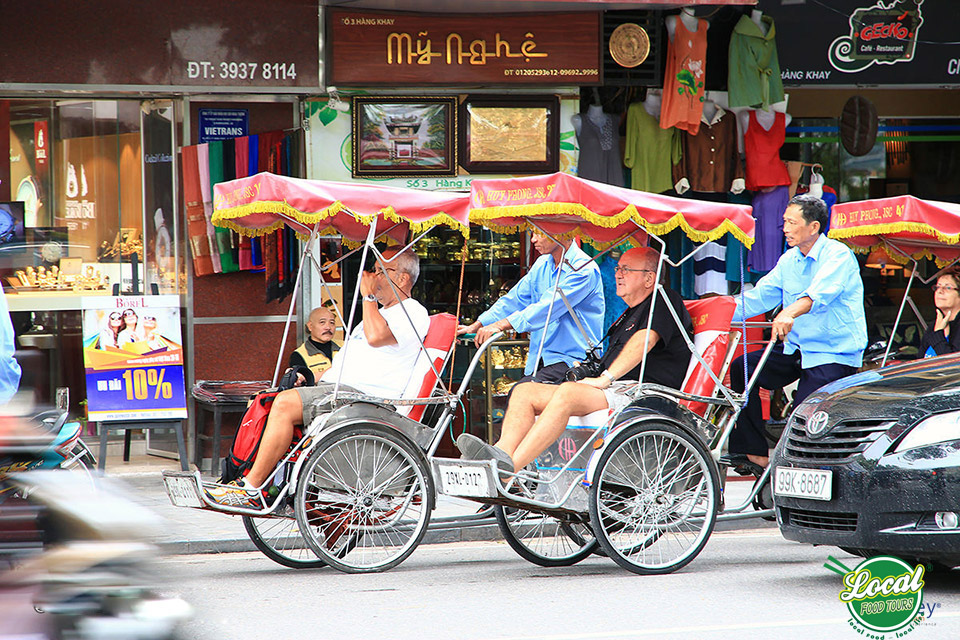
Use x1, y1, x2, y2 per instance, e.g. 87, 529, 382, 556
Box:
564, 347, 604, 381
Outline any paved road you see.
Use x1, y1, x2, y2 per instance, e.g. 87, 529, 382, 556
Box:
161, 530, 960, 640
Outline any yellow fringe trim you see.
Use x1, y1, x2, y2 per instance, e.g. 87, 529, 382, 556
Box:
842, 241, 954, 268
470, 203, 755, 249
829, 221, 960, 245
829, 221, 960, 268
212, 200, 469, 240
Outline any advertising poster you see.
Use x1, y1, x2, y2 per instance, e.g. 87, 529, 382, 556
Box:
81, 295, 187, 422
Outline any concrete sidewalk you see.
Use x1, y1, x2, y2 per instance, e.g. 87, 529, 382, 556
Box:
103, 453, 775, 556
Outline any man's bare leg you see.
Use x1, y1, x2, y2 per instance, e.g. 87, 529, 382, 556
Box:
244, 389, 303, 487
494, 382, 561, 463
511, 382, 609, 470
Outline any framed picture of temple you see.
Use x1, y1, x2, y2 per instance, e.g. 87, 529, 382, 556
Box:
458, 95, 559, 174
351, 96, 458, 178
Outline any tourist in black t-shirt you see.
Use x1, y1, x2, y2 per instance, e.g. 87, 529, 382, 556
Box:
457, 246, 693, 474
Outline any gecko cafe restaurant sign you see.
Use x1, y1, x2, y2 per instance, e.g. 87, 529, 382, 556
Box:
775, 0, 960, 86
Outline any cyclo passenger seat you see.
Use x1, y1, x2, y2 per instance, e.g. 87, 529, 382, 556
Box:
398, 313, 458, 421
678, 296, 738, 416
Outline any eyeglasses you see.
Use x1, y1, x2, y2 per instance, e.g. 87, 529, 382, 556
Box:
933, 284, 959, 292
614, 266, 655, 275
374, 267, 399, 277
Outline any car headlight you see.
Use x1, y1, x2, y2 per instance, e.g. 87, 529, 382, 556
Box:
894, 410, 960, 453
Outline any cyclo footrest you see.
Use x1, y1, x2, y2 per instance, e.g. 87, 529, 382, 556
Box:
161, 470, 277, 516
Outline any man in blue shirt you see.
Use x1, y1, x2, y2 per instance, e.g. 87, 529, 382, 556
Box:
0, 292, 21, 404
727, 194, 866, 471
457, 233, 604, 383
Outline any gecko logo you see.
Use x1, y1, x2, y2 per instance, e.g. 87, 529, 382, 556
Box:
828, 0, 924, 73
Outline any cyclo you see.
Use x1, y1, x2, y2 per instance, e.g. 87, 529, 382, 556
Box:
163, 171, 777, 574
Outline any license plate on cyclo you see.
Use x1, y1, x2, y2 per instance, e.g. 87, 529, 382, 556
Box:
437, 464, 491, 497
774, 467, 833, 501
163, 475, 203, 508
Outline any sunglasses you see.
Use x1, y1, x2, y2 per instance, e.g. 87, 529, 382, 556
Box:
123, 310, 137, 316
108, 313, 122, 320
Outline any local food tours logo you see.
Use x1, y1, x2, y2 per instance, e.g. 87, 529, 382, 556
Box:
828, 0, 924, 73
826, 555, 925, 637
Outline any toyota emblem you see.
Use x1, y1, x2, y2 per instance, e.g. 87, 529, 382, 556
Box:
806, 411, 830, 438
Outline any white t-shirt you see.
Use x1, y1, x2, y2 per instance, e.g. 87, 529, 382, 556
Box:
320, 297, 430, 398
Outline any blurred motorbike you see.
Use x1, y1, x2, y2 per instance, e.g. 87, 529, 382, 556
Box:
0, 408, 96, 488
0, 418, 190, 639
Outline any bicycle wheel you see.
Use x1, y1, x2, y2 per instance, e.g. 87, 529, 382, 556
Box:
495, 506, 597, 567
589, 421, 719, 575
294, 423, 434, 573
242, 513, 326, 569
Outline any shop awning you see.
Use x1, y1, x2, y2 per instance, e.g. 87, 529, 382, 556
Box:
829, 195, 960, 266
469, 172, 755, 249
211, 172, 470, 243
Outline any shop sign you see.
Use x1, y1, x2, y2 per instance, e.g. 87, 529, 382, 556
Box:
0, 0, 320, 92
33, 122, 48, 169
198, 109, 249, 144
328, 9, 602, 86
81, 295, 187, 422
775, 0, 960, 86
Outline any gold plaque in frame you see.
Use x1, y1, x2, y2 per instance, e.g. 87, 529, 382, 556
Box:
609, 23, 650, 69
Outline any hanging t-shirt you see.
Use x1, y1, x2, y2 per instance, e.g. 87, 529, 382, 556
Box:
728, 14, 785, 110
661, 17, 708, 135
625, 102, 682, 193
749, 185, 789, 273
576, 111, 624, 186
744, 110, 791, 190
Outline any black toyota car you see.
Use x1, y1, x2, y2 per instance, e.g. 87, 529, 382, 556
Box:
771, 353, 960, 569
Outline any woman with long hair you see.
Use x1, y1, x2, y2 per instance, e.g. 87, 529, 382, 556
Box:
919, 267, 960, 357
98, 311, 123, 350
117, 308, 142, 346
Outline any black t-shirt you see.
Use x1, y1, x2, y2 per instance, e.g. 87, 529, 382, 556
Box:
599, 286, 693, 388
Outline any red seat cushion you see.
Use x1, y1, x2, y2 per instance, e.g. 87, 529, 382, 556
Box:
406, 313, 457, 422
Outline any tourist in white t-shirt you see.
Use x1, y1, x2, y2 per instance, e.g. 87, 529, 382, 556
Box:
206, 247, 430, 507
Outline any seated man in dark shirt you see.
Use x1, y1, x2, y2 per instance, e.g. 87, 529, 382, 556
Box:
457, 246, 693, 473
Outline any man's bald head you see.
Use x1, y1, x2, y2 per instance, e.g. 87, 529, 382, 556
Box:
306, 306, 337, 343
615, 247, 662, 307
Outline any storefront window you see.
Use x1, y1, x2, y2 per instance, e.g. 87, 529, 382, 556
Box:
3, 99, 180, 297
2, 98, 181, 409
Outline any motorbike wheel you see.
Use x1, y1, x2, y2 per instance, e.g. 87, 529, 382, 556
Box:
589, 421, 719, 575
494, 506, 597, 567
242, 514, 327, 569
294, 423, 434, 573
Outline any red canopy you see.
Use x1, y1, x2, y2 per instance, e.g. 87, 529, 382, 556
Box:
829, 195, 960, 266
212, 172, 469, 244
469, 172, 755, 249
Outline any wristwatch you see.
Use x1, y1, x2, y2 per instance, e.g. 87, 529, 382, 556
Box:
363, 294, 377, 303
600, 370, 616, 383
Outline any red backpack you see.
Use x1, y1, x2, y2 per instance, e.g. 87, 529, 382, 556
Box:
219, 390, 279, 484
